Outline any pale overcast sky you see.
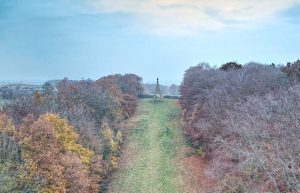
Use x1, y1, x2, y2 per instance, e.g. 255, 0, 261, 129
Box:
0, 0, 300, 84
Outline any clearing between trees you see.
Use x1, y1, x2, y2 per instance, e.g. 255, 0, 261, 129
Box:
108, 99, 203, 193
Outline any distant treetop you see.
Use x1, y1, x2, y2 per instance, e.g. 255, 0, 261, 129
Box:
220, 62, 242, 71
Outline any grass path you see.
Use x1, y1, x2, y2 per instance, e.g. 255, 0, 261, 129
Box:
108, 99, 189, 193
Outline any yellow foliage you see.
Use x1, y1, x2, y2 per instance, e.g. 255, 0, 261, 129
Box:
41, 114, 93, 164
21, 158, 66, 193
196, 146, 205, 158
116, 130, 123, 145
102, 122, 113, 139
111, 139, 118, 153
101, 122, 122, 170
0, 114, 16, 136
111, 156, 118, 170
111, 107, 123, 122
20, 160, 38, 183
102, 123, 119, 154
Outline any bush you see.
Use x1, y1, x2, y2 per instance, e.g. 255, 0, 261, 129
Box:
282, 60, 300, 81
219, 87, 300, 192
179, 62, 299, 192
0, 73, 143, 192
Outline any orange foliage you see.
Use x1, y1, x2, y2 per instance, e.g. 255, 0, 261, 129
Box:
1, 73, 143, 192
19, 118, 66, 193
0, 113, 16, 136
33, 91, 42, 107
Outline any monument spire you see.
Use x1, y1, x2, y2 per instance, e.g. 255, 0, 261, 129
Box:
154, 77, 162, 100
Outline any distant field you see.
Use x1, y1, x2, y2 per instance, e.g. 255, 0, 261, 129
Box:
0, 83, 42, 89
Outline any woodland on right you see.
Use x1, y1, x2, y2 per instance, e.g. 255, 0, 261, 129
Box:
180, 60, 300, 193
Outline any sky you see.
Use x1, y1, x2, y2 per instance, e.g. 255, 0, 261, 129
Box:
0, 0, 300, 84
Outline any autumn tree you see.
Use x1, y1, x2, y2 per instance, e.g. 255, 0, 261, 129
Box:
19, 117, 66, 193
18, 114, 99, 193
3, 94, 38, 124
281, 59, 300, 81
33, 91, 42, 107
41, 114, 93, 164
88, 155, 103, 193
61, 152, 90, 193
0, 114, 22, 192
42, 82, 55, 96
119, 74, 144, 96
101, 122, 120, 170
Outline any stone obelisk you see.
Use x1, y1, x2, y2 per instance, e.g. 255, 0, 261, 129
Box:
154, 78, 162, 100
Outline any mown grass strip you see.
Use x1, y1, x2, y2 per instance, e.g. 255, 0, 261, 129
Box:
108, 99, 186, 193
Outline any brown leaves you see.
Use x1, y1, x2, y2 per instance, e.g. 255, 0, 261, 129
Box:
1, 73, 143, 192
19, 118, 66, 192
18, 114, 99, 192
62, 152, 90, 193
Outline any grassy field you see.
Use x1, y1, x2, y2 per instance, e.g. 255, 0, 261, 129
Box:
108, 99, 187, 193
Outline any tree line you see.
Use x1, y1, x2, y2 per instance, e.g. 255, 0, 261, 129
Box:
179, 61, 300, 192
0, 74, 143, 193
